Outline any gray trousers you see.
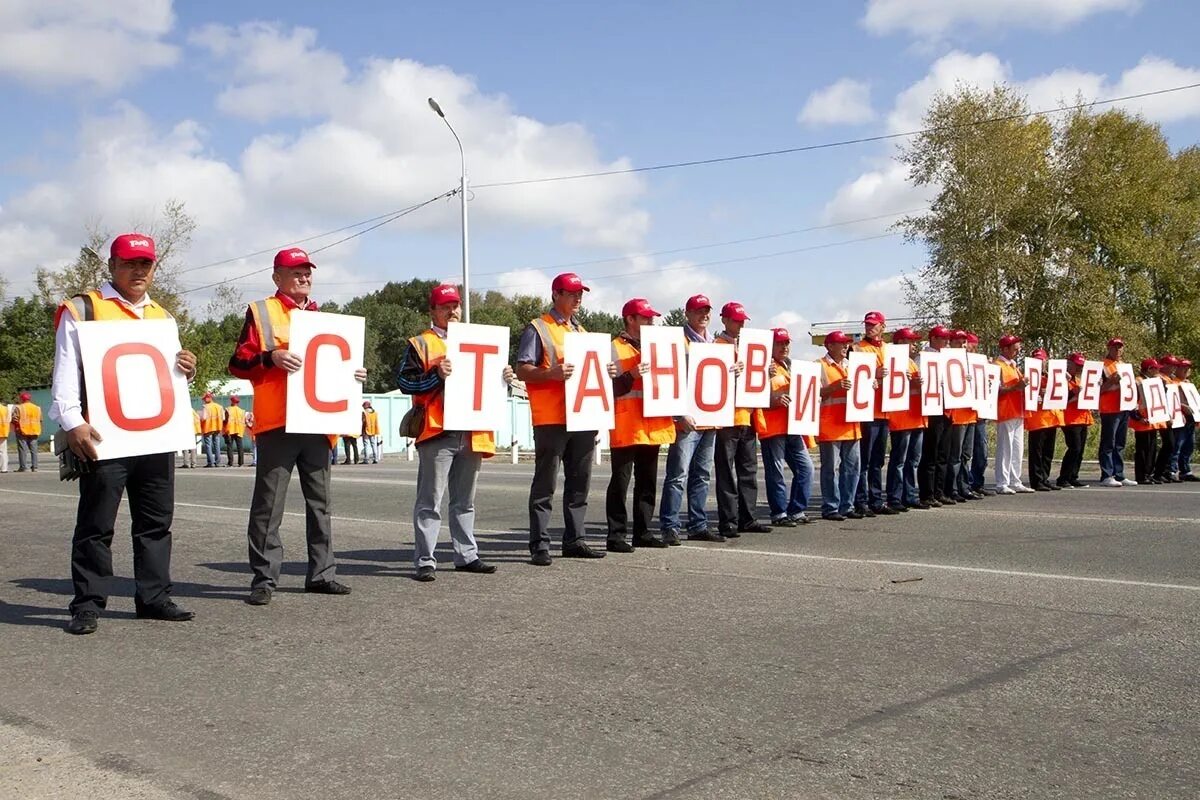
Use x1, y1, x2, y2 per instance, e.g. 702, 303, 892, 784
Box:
246, 428, 337, 590
413, 431, 482, 569
17, 435, 37, 470
529, 425, 595, 554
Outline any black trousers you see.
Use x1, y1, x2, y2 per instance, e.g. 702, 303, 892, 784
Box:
1058, 424, 1088, 485
529, 425, 595, 553
918, 414, 952, 501
224, 435, 244, 466
714, 425, 759, 531
342, 435, 359, 464
606, 444, 660, 543
1154, 427, 1177, 478
70, 452, 175, 614
1027, 427, 1058, 489
1134, 430, 1158, 484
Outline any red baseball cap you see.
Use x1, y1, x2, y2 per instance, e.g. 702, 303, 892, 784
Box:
863, 311, 885, 325
999, 334, 1023, 348
203, 392, 213, 401
363, 400, 372, 408
1067, 352, 1086, 366
111, 233, 156, 261
621, 298, 661, 318
19, 392, 31, 402
891, 327, 919, 342
772, 327, 791, 343
1107, 337, 1125, 348
965, 332, 980, 344
230, 395, 240, 404
720, 301, 750, 322
824, 330, 853, 345
551, 272, 589, 292
1141, 357, 1160, 371
950, 329, 968, 340
1180, 358, 1193, 368
1159, 354, 1180, 366
685, 294, 712, 312
1031, 348, 1049, 360
928, 325, 952, 340
274, 247, 315, 269
429, 284, 461, 307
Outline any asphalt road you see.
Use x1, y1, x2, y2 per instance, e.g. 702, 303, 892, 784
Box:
0, 455, 1197, 799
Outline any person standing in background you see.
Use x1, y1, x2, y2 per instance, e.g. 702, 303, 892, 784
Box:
362, 401, 380, 464
14, 392, 42, 472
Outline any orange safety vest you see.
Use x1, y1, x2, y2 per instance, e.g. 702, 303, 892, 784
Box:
193, 409, 201, 435
408, 329, 495, 456
1024, 406, 1063, 431
1098, 359, 1123, 415
610, 334, 676, 449
754, 363, 791, 440
224, 405, 247, 436
1128, 376, 1166, 433
818, 356, 860, 443
16, 401, 43, 437
246, 297, 294, 436
363, 409, 379, 437
853, 338, 888, 421
887, 359, 926, 432
201, 401, 224, 434
1062, 376, 1094, 427
715, 331, 753, 427
524, 312, 585, 427
996, 359, 1025, 422
0, 404, 9, 438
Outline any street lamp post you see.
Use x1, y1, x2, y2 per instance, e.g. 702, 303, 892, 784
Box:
427, 97, 471, 322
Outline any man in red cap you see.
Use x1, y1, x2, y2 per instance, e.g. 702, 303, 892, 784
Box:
1098, 337, 1134, 487
1129, 358, 1164, 484
883, 328, 925, 511
963, 332, 994, 496
1056, 353, 1093, 488
361, 400, 380, 464
713, 301, 772, 534
755, 327, 814, 525
1154, 355, 1183, 482
604, 299, 674, 551
852, 311, 890, 516
817, 331, 862, 520
398, 283, 512, 581
918, 325, 954, 506
1024, 348, 1062, 492
12, 391, 42, 472
660, 294, 721, 543
1176, 358, 1196, 481
994, 334, 1031, 493
229, 247, 363, 604
199, 391, 223, 467
943, 329, 980, 502
50, 232, 198, 634
223, 395, 247, 467
516, 272, 605, 564
0, 395, 10, 474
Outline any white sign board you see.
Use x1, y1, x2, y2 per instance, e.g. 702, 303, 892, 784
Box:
1042, 359, 1070, 411
846, 351, 877, 423
978, 363, 1001, 420
1077, 361, 1104, 411
285, 311, 365, 435
1117, 364, 1138, 412
941, 348, 972, 410
563, 332, 614, 432
1166, 383, 1186, 429
1181, 381, 1200, 417
735, 328, 774, 410
1024, 358, 1044, 411
788, 360, 822, 437
1143, 376, 1170, 425
443, 322, 510, 432
76, 319, 195, 460
687, 343, 735, 428
640, 326, 688, 418
919, 351, 944, 417
881, 344, 910, 413
967, 353, 989, 412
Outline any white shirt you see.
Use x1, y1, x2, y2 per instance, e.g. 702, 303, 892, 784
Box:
50, 282, 156, 432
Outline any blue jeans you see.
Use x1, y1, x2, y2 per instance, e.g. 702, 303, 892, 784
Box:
886, 428, 923, 507
202, 432, 222, 466
1178, 423, 1195, 476
818, 440, 861, 517
1099, 412, 1128, 480
970, 421, 989, 489
855, 420, 889, 510
760, 435, 812, 519
659, 428, 716, 533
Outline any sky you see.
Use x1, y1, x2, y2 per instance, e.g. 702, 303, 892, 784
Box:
4, 0, 1200, 356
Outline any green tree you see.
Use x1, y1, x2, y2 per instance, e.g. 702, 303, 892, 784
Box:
0, 298, 56, 399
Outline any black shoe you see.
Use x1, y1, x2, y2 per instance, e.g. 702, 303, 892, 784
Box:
562, 543, 605, 559
66, 610, 99, 635
927, 499, 942, 508
738, 522, 773, 533
939, 496, 957, 505
341, 460, 351, 465
1182, 474, 1199, 482
1049, 484, 1062, 491
662, 530, 682, 546
455, 558, 497, 574
135, 600, 195, 622
721, 529, 741, 539
247, 588, 272, 606
689, 530, 727, 542
632, 535, 669, 549
845, 510, 864, 519
822, 513, 846, 522
305, 580, 352, 595
854, 506, 876, 518
975, 487, 996, 496
1070, 481, 1087, 488
893, 505, 910, 513
530, 551, 552, 566
415, 566, 436, 582
606, 540, 635, 553
876, 505, 900, 515
1035, 486, 1051, 492
771, 517, 797, 528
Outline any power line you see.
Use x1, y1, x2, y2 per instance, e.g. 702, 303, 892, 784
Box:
178, 190, 456, 295
472, 82, 1200, 189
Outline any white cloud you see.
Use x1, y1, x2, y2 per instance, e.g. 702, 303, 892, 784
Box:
862, 0, 1140, 39
0, 0, 179, 91
798, 79, 875, 127
822, 161, 936, 230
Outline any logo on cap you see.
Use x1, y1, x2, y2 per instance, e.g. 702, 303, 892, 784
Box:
772, 327, 791, 343
274, 248, 315, 269
621, 298, 660, 318
429, 284, 461, 307
685, 294, 712, 312
551, 272, 589, 293
720, 302, 749, 322
863, 311, 885, 325
824, 330, 853, 345
111, 233, 157, 261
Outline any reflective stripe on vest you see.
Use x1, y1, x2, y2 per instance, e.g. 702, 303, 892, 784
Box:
247, 298, 292, 435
